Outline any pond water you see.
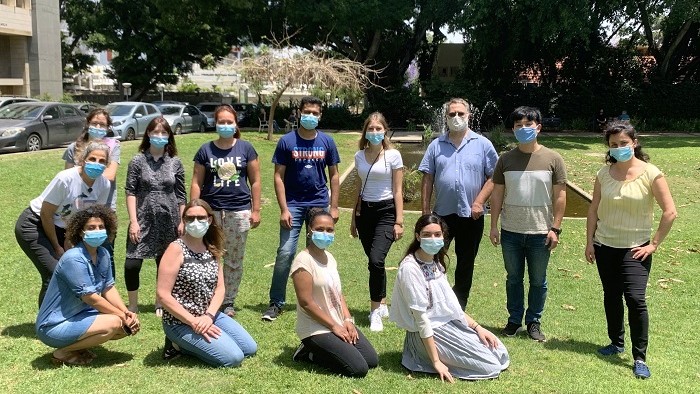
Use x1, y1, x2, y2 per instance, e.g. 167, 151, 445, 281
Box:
338, 143, 590, 218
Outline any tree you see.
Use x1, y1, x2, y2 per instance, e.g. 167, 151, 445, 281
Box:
60, 0, 98, 76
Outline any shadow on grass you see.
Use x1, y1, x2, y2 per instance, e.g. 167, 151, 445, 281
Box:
1, 322, 35, 339
142, 345, 215, 368
240, 302, 298, 316
543, 338, 628, 366
31, 347, 134, 370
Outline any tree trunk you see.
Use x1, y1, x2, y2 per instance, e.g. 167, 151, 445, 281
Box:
266, 89, 285, 140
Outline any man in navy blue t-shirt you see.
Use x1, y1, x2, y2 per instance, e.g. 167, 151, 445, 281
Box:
262, 96, 340, 321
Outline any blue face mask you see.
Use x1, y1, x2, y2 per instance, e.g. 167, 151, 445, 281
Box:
420, 237, 444, 255
514, 126, 538, 143
88, 127, 108, 139
84, 162, 106, 179
300, 114, 319, 130
216, 124, 236, 138
83, 229, 108, 247
609, 145, 634, 162
365, 132, 385, 145
311, 231, 335, 249
150, 136, 168, 148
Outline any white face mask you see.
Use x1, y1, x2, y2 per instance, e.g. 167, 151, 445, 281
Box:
185, 219, 209, 238
447, 115, 468, 132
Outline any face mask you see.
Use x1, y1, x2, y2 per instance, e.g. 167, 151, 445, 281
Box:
88, 127, 108, 139
300, 114, 319, 130
83, 229, 108, 247
84, 162, 106, 179
185, 219, 210, 238
216, 124, 236, 138
420, 237, 444, 255
609, 145, 634, 162
150, 136, 168, 148
514, 127, 537, 143
311, 231, 335, 249
365, 132, 384, 145
447, 115, 468, 132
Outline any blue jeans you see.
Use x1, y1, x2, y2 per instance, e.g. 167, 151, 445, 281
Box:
162, 313, 257, 367
269, 205, 323, 306
501, 229, 551, 325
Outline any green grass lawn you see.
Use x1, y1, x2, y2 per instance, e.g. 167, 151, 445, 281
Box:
1, 131, 698, 393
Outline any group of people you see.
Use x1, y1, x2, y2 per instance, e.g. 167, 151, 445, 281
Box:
16, 95, 675, 381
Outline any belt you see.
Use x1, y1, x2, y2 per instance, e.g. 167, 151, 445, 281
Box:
361, 199, 394, 208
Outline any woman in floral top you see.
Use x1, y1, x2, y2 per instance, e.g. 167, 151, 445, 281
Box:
157, 199, 257, 366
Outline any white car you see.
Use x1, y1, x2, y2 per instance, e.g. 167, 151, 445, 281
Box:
105, 101, 162, 140
158, 104, 208, 134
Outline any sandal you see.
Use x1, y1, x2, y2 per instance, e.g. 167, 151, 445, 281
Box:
51, 351, 92, 366
162, 338, 181, 361
78, 349, 97, 362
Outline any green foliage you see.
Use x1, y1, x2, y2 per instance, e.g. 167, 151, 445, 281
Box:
401, 163, 422, 202
178, 78, 201, 94
364, 85, 432, 128
319, 106, 363, 130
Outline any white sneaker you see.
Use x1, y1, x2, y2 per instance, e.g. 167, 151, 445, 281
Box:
369, 309, 384, 332
378, 303, 389, 318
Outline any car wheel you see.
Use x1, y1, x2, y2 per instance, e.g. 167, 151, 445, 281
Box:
126, 128, 136, 141
175, 124, 182, 135
26, 134, 42, 152
199, 122, 206, 133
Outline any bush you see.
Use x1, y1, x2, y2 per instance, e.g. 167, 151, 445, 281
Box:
402, 164, 422, 203
365, 85, 432, 128
320, 106, 363, 130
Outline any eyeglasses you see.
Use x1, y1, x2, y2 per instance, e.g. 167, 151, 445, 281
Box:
447, 112, 466, 118
183, 215, 209, 223
89, 123, 109, 128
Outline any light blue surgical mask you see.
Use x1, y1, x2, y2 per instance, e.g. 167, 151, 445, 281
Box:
88, 127, 108, 139
216, 124, 236, 138
150, 136, 168, 148
83, 229, 108, 247
514, 126, 537, 143
365, 132, 385, 145
311, 231, 334, 249
84, 162, 106, 179
420, 237, 444, 255
609, 145, 634, 162
300, 114, 319, 130
185, 219, 210, 238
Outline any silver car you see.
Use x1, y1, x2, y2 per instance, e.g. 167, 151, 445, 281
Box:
158, 104, 208, 134
105, 101, 162, 140
0, 102, 85, 152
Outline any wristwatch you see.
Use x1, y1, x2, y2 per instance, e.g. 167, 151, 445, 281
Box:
550, 227, 562, 236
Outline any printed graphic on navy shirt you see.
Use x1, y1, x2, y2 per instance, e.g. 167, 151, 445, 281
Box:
194, 141, 258, 211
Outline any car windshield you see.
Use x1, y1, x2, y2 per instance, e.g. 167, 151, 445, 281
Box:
105, 105, 133, 117
199, 104, 218, 112
159, 106, 182, 115
0, 104, 43, 120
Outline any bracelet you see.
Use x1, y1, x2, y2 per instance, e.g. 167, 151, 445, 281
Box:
205, 312, 215, 321
344, 316, 355, 324
470, 323, 480, 330
394, 222, 403, 227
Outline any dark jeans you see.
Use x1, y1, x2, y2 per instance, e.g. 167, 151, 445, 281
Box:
594, 243, 652, 361
356, 199, 396, 303
438, 213, 485, 310
301, 328, 378, 378
124, 255, 163, 291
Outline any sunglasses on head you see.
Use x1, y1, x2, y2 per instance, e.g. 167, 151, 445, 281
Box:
183, 215, 209, 223
447, 112, 466, 118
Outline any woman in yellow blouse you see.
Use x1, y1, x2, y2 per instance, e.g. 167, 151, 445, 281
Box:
585, 121, 676, 379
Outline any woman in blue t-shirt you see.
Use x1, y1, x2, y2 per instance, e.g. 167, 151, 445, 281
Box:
190, 105, 261, 317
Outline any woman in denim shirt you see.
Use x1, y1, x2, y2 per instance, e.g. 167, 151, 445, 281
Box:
35, 206, 140, 366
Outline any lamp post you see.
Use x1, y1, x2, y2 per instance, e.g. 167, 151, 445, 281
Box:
122, 82, 132, 101
157, 83, 165, 102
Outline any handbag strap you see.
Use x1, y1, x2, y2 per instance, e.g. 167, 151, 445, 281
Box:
359, 148, 384, 198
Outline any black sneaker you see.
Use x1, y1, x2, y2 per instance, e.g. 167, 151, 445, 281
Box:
526, 322, 546, 342
501, 322, 522, 337
162, 337, 181, 360
292, 342, 310, 362
262, 303, 282, 321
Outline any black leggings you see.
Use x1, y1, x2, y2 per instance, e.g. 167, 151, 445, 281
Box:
356, 200, 396, 302
124, 256, 162, 291
594, 243, 652, 361
301, 329, 378, 377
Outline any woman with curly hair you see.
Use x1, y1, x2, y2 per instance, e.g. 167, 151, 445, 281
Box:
157, 199, 257, 367
35, 205, 139, 366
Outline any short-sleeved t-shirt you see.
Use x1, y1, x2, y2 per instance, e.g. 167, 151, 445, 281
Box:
291, 250, 344, 340
29, 168, 110, 228
62, 138, 121, 211
194, 140, 258, 211
355, 148, 403, 202
272, 131, 340, 207
492, 146, 567, 234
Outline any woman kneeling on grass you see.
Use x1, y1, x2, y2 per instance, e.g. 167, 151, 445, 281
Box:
390, 214, 510, 382
157, 199, 257, 367
291, 208, 378, 377
35, 205, 140, 366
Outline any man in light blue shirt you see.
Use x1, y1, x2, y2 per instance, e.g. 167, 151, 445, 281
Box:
419, 98, 498, 310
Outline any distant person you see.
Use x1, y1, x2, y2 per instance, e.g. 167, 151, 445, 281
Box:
618, 111, 630, 122
489, 106, 567, 342
124, 117, 186, 315
35, 206, 139, 366
390, 214, 509, 381
596, 109, 607, 133
291, 208, 378, 377
350, 112, 404, 331
585, 121, 676, 379
262, 96, 340, 322
419, 97, 498, 310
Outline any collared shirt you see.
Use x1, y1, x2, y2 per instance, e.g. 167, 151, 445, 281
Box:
419, 131, 498, 217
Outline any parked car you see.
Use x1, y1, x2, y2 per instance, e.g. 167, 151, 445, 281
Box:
0, 102, 85, 152
0, 96, 39, 108
104, 101, 161, 140
157, 104, 208, 134
196, 102, 222, 130
232, 103, 258, 127
71, 102, 100, 114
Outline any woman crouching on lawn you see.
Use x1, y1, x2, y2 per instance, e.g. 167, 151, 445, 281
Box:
291, 208, 378, 377
390, 214, 509, 382
157, 199, 257, 367
35, 205, 139, 366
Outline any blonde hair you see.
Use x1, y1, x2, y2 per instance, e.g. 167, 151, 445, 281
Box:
358, 112, 392, 150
